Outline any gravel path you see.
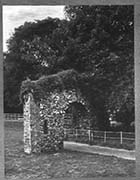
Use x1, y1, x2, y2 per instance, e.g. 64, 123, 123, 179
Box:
64, 141, 135, 160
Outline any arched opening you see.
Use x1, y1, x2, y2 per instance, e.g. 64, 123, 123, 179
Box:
23, 89, 92, 153
64, 102, 90, 129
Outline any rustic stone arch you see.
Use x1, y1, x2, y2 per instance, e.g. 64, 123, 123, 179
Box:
23, 89, 91, 154
21, 69, 92, 154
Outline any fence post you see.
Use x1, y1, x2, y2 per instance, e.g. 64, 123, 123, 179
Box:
120, 131, 123, 144
91, 130, 93, 141
88, 129, 91, 144
104, 131, 107, 143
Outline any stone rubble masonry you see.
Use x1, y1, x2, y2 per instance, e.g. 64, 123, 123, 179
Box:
23, 89, 90, 154
23, 93, 32, 154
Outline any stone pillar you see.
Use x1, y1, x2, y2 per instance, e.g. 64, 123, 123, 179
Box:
23, 93, 32, 154
39, 93, 65, 152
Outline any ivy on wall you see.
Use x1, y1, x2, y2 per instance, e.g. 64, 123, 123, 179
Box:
20, 69, 82, 103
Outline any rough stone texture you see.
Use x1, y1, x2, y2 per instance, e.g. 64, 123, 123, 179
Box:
30, 94, 41, 153
24, 89, 91, 153
23, 94, 32, 154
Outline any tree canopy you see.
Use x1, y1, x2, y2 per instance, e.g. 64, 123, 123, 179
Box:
4, 5, 134, 131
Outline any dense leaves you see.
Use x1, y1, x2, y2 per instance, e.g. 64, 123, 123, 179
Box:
20, 69, 81, 103
4, 18, 68, 111
64, 5, 134, 130
4, 5, 134, 130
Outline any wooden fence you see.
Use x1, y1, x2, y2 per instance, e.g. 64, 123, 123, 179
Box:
64, 128, 135, 145
4, 113, 23, 121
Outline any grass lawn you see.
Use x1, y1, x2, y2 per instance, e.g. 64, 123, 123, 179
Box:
5, 121, 136, 180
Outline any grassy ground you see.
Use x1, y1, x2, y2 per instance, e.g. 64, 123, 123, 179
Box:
5, 121, 136, 180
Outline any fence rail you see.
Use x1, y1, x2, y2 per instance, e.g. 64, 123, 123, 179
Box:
4, 113, 23, 120
64, 128, 135, 145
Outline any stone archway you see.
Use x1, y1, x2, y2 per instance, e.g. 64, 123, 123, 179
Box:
23, 89, 91, 154
64, 102, 90, 129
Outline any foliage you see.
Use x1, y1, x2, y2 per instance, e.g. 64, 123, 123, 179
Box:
20, 69, 81, 103
64, 5, 134, 129
4, 18, 68, 111
4, 5, 134, 130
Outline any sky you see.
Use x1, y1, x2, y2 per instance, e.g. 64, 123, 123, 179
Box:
3, 6, 65, 52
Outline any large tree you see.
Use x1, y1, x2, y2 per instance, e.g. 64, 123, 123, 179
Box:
4, 17, 68, 112
63, 5, 134, 130
4, 5, 134, 131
